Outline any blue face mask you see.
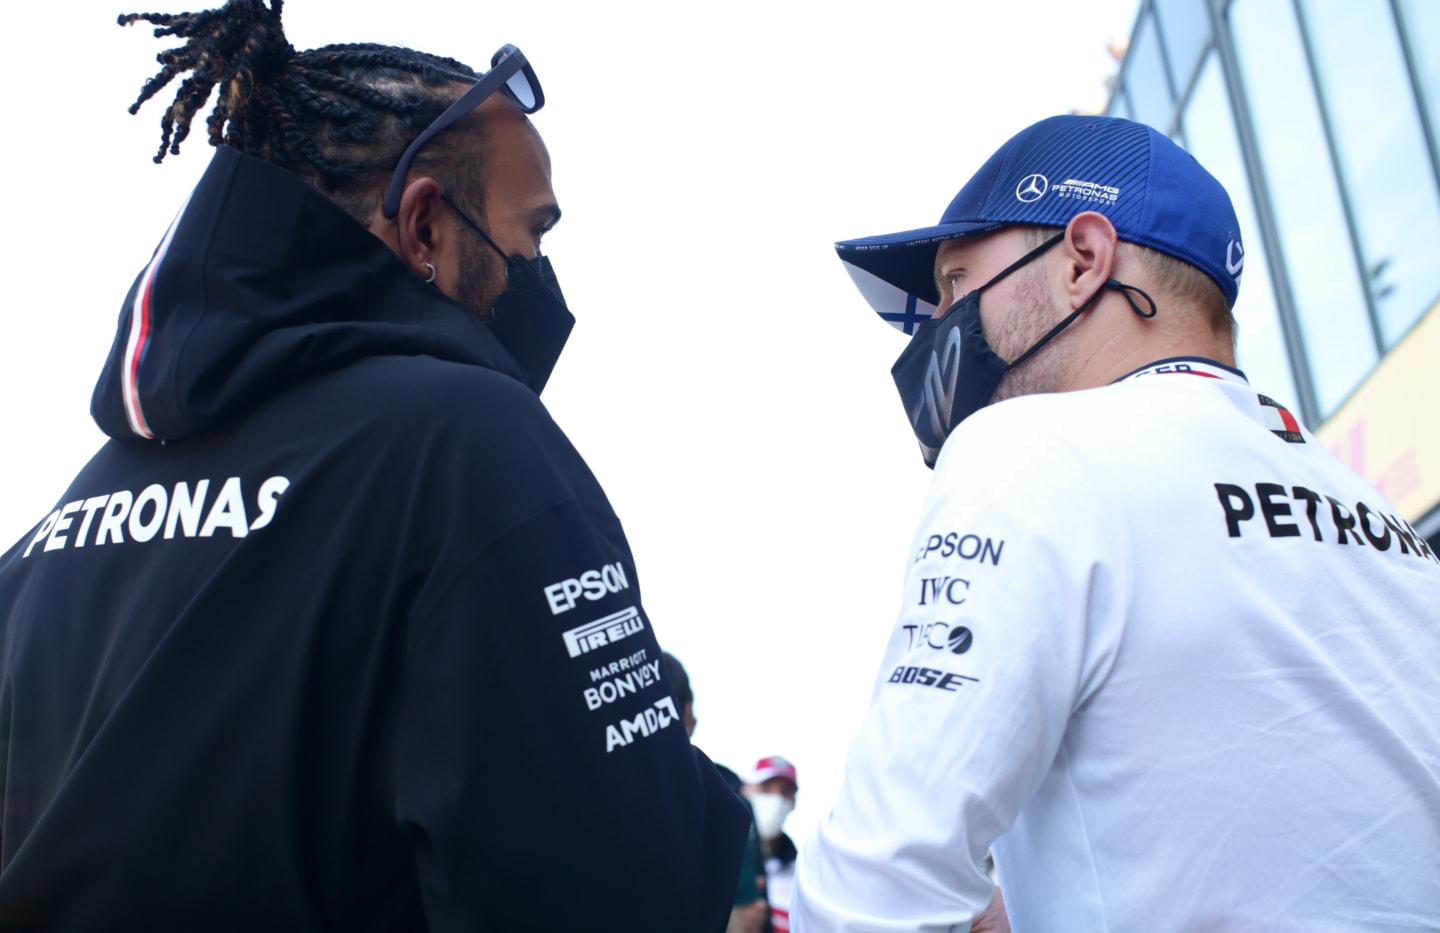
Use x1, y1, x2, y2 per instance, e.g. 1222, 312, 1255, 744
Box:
890, 233, 1153, 468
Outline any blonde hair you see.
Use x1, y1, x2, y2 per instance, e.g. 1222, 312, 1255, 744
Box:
1021, 224, 1235, 347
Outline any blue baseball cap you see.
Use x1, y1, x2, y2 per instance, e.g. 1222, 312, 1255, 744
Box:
837, 115, 1245, 334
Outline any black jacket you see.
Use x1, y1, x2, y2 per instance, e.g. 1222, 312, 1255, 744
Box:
0, 147, 746, 931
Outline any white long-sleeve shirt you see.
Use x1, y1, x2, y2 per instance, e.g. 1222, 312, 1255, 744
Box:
794, 360, 1440, 932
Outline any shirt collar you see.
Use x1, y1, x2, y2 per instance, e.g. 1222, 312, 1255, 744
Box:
1116, 356, 1249, 385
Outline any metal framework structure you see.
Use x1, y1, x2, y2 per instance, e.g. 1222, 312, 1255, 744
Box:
1106, 0, 1440, 544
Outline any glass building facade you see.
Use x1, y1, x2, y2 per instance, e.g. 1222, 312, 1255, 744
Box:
1107, 0, 1440, 547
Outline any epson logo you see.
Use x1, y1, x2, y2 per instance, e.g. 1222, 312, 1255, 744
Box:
544, 562, 630, 614
914, 532, 1004, 566
605, 695, 680, 753
561, 606, 646, 658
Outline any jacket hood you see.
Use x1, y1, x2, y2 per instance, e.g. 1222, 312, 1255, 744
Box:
92, 146, 531, 442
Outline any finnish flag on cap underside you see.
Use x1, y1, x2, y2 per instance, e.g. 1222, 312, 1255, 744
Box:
840, 259, 939, 336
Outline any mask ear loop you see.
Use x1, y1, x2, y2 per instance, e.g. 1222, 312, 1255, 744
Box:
935, 232, 1066, 318
441, 193, 515, 267
1003, 278, 1157, 373
1105, 279, 1158, 318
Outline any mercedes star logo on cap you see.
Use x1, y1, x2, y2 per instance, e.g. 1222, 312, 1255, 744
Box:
1016, 173, 1049, 203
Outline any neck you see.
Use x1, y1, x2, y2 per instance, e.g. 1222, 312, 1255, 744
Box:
1061, 292, 1234, 391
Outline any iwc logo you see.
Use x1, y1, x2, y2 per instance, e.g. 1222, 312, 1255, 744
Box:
1015, 173, 1049, 203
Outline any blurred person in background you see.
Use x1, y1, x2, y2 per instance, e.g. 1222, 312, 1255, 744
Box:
743, 756, 801, 933
664, 652, 771, 933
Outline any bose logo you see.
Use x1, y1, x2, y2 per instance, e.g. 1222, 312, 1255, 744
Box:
887, 665, 979, 692
544, 562, 630, 614
561, 606, 646, 658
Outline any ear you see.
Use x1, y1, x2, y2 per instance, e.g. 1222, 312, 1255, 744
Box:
1059, 211, 1120, 309
389, 176, 450, 279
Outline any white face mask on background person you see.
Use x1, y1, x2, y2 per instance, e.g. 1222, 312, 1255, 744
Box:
748, 792, 794, 841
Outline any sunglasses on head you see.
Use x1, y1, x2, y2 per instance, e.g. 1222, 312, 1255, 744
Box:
382, 44, 543, 218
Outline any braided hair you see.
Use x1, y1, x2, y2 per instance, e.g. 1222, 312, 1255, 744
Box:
120, 0, 486, 221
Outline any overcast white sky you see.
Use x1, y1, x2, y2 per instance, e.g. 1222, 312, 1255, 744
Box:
0, 0, 1140, 847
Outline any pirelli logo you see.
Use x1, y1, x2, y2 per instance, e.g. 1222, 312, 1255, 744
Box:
561, 607, 646, 658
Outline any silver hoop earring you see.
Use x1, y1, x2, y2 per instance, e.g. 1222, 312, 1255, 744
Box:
423, 262, 437, 284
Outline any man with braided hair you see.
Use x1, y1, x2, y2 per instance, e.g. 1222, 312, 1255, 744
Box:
0, 2, 748, 930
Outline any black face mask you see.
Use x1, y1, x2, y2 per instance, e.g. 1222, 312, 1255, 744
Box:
442, 195, 575, 394
891, 233, 1154, 468
486, 252, 574, 394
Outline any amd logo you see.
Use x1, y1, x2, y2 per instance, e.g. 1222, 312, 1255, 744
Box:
605, 696, 681, 753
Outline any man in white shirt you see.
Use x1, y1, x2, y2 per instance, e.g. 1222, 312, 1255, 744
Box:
792, 114, 1440, 932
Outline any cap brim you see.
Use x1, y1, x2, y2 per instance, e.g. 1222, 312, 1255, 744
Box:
836, 219, 1008, 331
839, 261, 938, 335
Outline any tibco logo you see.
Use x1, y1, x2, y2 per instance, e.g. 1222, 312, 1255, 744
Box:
544, 562, 630, 614
903, 621, 975, 654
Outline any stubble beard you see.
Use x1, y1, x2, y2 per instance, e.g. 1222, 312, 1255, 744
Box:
454, 232, 503, 321
988, 264, 1076, 405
